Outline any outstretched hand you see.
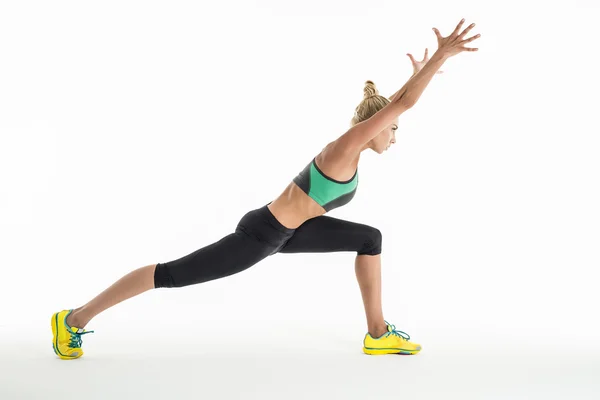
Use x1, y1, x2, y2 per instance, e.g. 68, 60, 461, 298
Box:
406, 48, 443, 76
433, 18, 480, 59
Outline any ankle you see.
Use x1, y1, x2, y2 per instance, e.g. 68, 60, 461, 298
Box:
66, 308, 88, 329
369, 325, 388, 338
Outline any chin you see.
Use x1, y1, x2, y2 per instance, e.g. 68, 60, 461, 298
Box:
369, 144, 386, 154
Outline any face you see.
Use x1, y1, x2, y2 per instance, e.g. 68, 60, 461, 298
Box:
369, 118, 398, 154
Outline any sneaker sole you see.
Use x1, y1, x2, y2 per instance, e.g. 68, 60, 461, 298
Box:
363, 347, 421, 355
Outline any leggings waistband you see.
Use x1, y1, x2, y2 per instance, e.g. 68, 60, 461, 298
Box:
263, 202, 296, 235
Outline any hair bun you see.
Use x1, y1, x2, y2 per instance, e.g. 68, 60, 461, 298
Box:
363, 80, 379, 99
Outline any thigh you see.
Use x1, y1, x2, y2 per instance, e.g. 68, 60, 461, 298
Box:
154, 230, 275, 288
277, 215, 382, 255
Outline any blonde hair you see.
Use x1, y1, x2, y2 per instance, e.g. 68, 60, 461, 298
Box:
350, 80, 390, 126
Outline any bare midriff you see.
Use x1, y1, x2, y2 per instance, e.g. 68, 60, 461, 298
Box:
267, 141, 360, 229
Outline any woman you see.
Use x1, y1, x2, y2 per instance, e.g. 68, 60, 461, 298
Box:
51, 18, 480, 359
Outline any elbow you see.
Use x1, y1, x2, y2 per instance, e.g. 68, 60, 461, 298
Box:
392, 95, 415, 111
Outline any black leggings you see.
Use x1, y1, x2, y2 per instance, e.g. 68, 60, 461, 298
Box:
154, 203, 382, 288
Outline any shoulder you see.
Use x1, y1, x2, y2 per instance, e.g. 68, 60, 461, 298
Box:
315, 140, 360, 174
320, 138, 360, 164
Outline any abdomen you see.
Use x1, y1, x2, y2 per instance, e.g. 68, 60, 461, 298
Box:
268, 181, 327, 229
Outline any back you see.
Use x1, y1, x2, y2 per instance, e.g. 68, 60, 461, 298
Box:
292, 156, 359, 212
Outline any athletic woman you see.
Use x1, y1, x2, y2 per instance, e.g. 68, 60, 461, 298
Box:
51, 18, 480, 358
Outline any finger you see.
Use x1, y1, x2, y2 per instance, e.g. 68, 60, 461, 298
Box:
432, 27, 442, 40
451, 18, 465, 37
423, 48, 429, 61
407, 53, 417, 64
458, 23, 476, 39
460, 33, 481, 44
460, 46, 479, 52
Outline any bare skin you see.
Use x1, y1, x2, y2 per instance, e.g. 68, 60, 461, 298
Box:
66, 18, 480, 340
67, 139, 393, 338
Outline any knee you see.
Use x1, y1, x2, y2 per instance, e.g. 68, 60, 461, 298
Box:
154, 262, 176, 288
358, 227, 382, 256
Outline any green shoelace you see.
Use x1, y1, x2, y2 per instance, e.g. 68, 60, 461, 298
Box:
384, 320, 410, 341
68, 328, 94, 348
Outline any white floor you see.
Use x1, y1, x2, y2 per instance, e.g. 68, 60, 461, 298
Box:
2, 324, 599, 400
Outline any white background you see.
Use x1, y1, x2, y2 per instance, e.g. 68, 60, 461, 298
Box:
1, 0, 599, 399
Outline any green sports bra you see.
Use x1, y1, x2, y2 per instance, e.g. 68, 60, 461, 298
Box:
292, 157, 359, 212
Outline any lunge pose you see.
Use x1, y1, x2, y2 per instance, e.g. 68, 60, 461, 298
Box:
51, 19, 480, 358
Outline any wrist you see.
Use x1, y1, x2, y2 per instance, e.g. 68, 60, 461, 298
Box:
431, 49, 448, 63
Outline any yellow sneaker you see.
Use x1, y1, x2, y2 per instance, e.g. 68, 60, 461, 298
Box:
51, 310, 94, 360
363, 320, 422, 355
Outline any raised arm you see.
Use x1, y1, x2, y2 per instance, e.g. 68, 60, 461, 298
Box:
389, 48, 444, 103
338, 18, 480, 153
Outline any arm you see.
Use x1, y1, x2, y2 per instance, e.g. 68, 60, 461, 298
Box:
338, 50, 447, 151
338, 19, 480, 152
388, 74, 415, 103
389, 47, 443, 102
387, 50, 447, 108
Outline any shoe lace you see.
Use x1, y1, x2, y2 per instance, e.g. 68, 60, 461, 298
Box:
68, 328, 94, 348
384, 320, 410, 341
